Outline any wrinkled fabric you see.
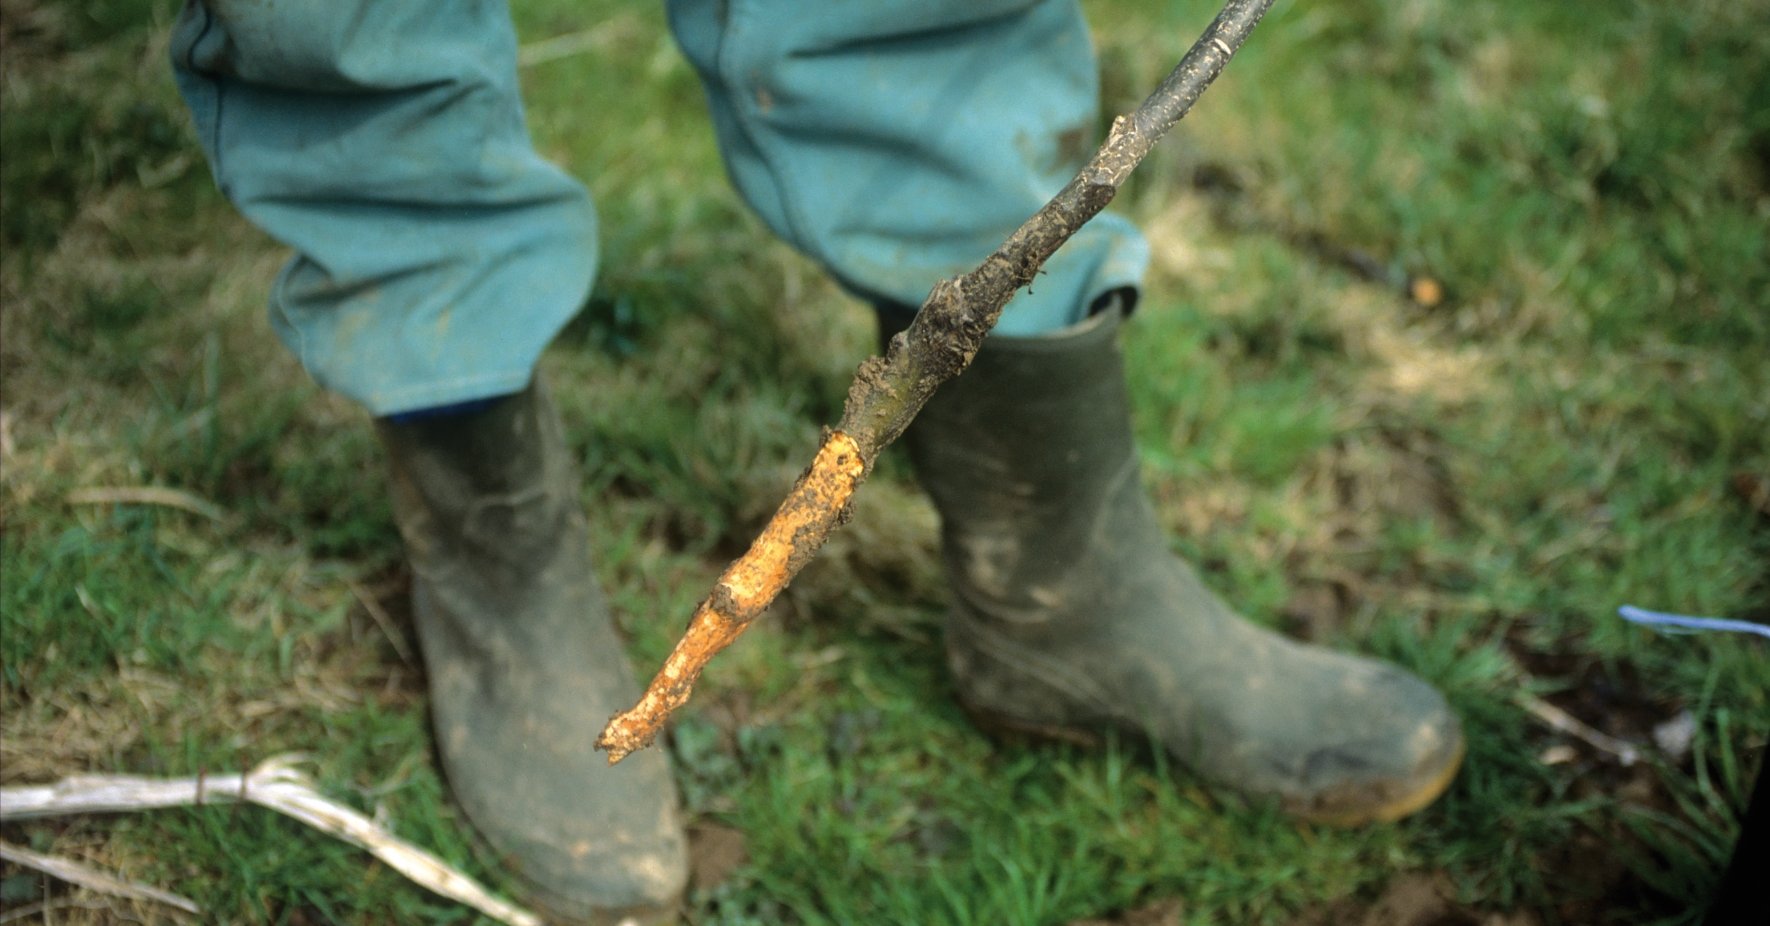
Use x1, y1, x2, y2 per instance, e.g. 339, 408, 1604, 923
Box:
668, 0, 1148, 333
170, 0, 1149, 414
171, 0, 597, 415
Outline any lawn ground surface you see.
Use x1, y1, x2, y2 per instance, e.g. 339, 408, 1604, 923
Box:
2, 0, 1766, 923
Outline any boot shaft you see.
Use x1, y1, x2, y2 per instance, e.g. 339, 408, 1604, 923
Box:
886, 306, 1142, 609
375, 384, 576, 582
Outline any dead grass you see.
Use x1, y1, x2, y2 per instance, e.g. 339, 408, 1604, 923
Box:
3, 0, 1766, 923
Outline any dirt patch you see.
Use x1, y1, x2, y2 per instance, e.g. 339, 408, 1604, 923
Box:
1067, 897, 1183, 926
1281, 579, 1356, 643
1288, 873, 1540, 926
1533, 830, 1640, 924
1278, 424, 1465, 641
1322, 426, 1463, 527
1507, 633, 1681, 766
687, 820, 749, 892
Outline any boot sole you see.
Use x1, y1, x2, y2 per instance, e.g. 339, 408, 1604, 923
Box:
956, 696, 1466, 828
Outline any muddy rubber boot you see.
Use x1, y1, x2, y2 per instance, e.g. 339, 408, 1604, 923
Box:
377, 383, 687, 923
891, 306, 1464, 825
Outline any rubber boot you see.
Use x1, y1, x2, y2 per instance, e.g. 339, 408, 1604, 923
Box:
890, 306, 1464, 825
377, 383, 687, 923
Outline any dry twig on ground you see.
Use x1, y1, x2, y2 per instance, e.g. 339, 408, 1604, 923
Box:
0, 756, 541, 926
0, 840, 201, 916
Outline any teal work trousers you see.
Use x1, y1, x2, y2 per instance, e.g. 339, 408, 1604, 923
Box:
172, 1, 1149, 415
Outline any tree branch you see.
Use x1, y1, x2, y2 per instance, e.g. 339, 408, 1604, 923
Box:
598, 0, 1278, 763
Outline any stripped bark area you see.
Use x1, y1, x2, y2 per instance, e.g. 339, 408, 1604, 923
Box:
599, 432, 866, 761
597, 0, 1277, 762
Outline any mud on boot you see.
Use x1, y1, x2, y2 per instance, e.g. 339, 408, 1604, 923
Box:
378, 382, 687, 922
888, 305, 1464, 826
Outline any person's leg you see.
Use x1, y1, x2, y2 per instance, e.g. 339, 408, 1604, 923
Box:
665, 0, 1148, 335
170, 3, 686, 917
673, 0, 1463, 822
373, 383, 686, 920
171, 0, 592, 415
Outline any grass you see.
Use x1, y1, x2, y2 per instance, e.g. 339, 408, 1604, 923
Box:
2, 0, 1766, 923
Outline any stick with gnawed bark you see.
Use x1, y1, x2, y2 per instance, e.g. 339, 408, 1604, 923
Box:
597, 0, 1278, 763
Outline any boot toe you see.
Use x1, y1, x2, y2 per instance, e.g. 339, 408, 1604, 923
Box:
510, 815, 688, 925
450, 745, 689, 923
1274, 668, 1465, 826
